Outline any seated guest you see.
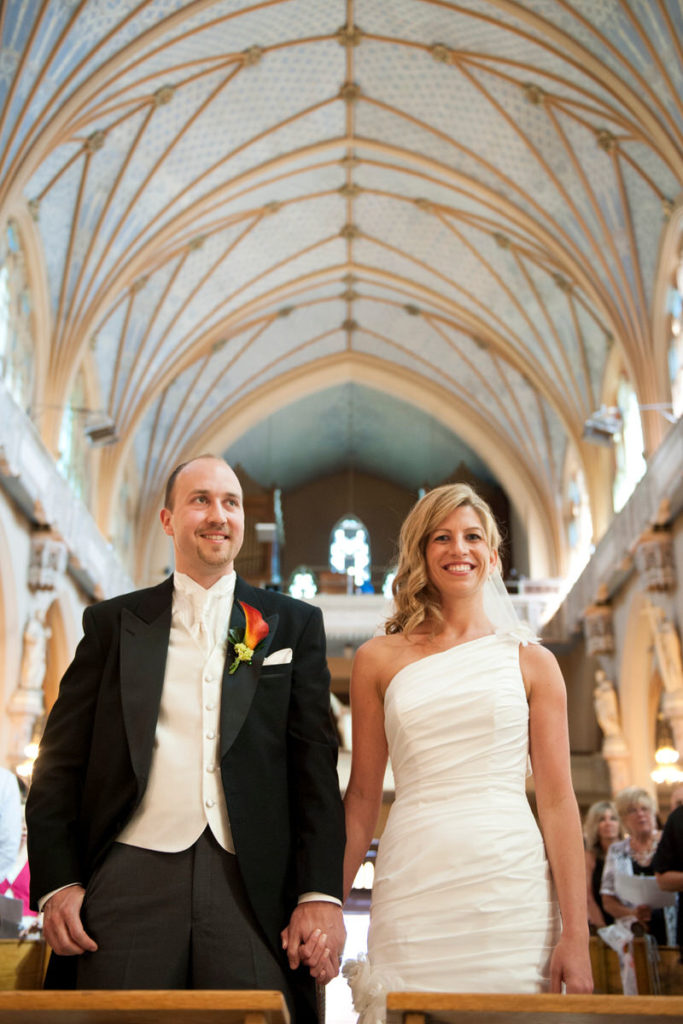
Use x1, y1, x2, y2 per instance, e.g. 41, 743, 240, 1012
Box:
0, 766, 22, 881
0, 814, 38, 928
584, 800, 621, 928
652, 803, 683, 959
601, 787, 674, 946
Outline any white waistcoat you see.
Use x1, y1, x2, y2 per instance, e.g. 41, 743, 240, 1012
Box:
117, 572, 235, 853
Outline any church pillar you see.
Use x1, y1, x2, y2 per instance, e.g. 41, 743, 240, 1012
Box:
584, 592, 630, 794
635, 517, 683, 757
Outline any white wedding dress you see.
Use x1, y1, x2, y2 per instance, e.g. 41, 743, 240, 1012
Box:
344, 632, 561, 1023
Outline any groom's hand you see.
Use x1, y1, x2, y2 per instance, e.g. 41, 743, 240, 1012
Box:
281, 901, 346, 982
43, 884, 98, 956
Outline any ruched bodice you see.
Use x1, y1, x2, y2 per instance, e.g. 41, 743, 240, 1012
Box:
344, 633, 560, 1023
385, 634, 529, 806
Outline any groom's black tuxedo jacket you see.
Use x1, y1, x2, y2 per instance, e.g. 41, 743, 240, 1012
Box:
26, 574, 345, 984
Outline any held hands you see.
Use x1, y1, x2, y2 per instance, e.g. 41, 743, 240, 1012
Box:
42, 885, 98, 956
281, 902, 346, 984
549, 933, 593, 994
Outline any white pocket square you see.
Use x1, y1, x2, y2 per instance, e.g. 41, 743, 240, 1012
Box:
262, 648, 293, 666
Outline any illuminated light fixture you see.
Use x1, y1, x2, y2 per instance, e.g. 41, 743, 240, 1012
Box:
650, 716, 683, 785
16, 739, 41, 781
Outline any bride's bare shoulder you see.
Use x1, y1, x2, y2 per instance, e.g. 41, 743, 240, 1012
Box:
353, 631, 418, 689
356, 632, 411, 658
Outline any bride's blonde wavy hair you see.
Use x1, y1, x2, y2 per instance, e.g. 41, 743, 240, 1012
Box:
385, 483, 501, 636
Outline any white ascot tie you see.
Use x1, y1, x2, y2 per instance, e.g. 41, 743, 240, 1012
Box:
189, 591, 212, 656
174, 572, 235, 657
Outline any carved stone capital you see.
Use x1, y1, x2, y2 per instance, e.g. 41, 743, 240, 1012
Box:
29, 529, 67, 592
634, 528, 675, 591
582, 601, 614, 656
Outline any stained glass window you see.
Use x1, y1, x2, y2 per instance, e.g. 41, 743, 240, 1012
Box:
57, 369, 90, 503
382, 570, 396, 601
0, 219, 34, 412
289, 567, 317, 600
111, 467, 135, 574
668, 254, 683, 419
612, 376, 646, 513
563, 452, 592, 580
329, 516, 371, 588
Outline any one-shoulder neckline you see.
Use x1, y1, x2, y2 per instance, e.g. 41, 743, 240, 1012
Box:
385, 631, 498, 697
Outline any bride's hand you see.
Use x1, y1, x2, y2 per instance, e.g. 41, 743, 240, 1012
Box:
549, 934, 593, 993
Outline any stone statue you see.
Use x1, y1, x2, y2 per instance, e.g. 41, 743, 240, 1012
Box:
19, 613, 50, 694
593, 670, 623, 739
653, 613, 683, 695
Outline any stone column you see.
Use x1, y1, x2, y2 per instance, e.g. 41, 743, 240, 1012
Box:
6, 530, 67, 772
593, 669, 631, 796
643, 603, 683, 755
584, 593, 629, 794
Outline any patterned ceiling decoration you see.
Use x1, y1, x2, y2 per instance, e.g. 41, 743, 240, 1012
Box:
1, 0, 681, 572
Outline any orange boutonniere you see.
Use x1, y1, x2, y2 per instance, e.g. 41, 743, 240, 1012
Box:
228, 601, 269, 674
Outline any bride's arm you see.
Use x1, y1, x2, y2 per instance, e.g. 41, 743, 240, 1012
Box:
522, 643, 593, 994
342, 640, 389, 902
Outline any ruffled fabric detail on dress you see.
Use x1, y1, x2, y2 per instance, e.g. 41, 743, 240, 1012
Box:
494, 623, 538, 646
342, 955, 402, 1024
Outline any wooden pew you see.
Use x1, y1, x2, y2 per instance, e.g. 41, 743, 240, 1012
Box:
590, 935, 683, 995
386, 992, 683, 1023
0, 940, 50, 990
0, 989, 290, 1023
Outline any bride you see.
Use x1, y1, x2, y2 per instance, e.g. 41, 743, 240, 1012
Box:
342, 484, 592, 1021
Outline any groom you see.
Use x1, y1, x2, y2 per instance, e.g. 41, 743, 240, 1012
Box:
26, 455, 345, 1023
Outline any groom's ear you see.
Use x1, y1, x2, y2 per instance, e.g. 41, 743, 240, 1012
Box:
160, 507, 174, 537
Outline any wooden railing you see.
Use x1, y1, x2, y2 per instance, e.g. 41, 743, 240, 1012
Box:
0, 989, 290, 1023
386, 991, 683, 1023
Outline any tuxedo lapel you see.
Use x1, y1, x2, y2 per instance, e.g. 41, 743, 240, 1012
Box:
220, 579, 278, 759
119, 578, 173, 788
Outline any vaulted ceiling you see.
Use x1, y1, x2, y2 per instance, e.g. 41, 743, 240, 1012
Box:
1, 0, 681, 575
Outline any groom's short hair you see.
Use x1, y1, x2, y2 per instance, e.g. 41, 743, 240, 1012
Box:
163, 454, 228, 510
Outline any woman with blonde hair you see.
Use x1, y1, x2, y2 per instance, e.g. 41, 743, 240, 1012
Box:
343, 484, 591, 1021
601, 787, 674, 945
583, 801, 621, 928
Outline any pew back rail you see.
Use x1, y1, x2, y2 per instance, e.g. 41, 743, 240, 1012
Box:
0, 989, 290, 1023
386, 991, 683, 1024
